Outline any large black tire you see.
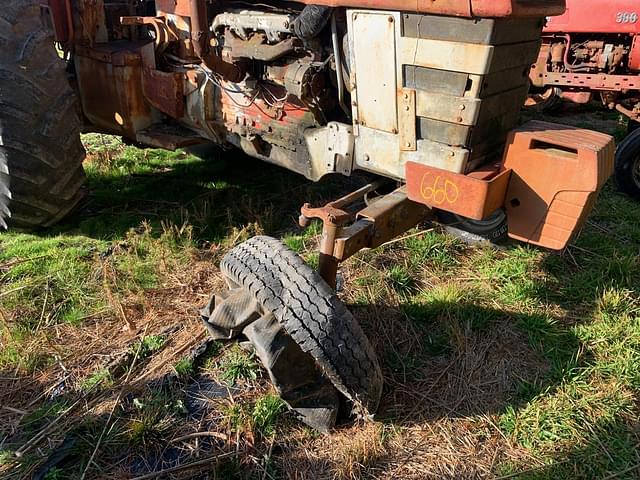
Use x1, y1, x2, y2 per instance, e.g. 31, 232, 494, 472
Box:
615, 128, 640, 200
0, 1, 86, 229
220, 236, 383, 415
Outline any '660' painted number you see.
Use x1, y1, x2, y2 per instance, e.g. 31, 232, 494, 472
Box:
616, 11, 638, 23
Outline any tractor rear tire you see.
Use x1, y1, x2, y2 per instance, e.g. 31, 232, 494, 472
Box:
0, 1, 86, 229
220, 236, 383, 416
615, 128, 640, 200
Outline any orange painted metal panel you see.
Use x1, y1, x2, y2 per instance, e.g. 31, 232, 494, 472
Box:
290, 0, 564, 17
503, 121, 614, 250
405, 162, 511, 220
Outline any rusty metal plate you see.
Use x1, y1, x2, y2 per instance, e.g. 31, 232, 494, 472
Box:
142, 68, 184, 119
155, 0, 193, 16
542, 72, 640, 90
333, 187, 432, 261
398, 89, 416, 152
405, 162, 511, 220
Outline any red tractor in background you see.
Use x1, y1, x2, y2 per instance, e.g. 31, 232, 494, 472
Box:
529, 0, 640, 199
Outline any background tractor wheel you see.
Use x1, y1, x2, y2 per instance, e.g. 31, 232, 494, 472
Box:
0, 1, 86, 229
524, 87, 563, 113
615, 128, 640, 200
219, 236, 383, 416
437, 209, 508, 244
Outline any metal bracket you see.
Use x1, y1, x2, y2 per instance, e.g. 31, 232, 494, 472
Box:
398, 88, 417, 151
300, 182, 431, 288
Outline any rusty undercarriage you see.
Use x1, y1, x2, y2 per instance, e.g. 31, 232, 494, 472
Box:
1, 0, 615, 429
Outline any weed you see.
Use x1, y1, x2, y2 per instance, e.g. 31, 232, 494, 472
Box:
387, 264, 418, 296
223, 403, 249, 433
126, 393, 185, 450
131, 335, 167, 359
174, 358, 194, 377
219, 346, 260, 385
282, 234, 305, 253
252, 394, 286, 437
80, 368, 112, 393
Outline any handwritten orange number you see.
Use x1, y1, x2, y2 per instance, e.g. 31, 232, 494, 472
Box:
419, 173, 459, 205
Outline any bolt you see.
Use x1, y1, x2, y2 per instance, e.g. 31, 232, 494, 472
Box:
456, 116, 463, 123
405, 105, 410, 111
364, 153, 370, 162
391, 128, 398, 134
388, 16, 394, 22
459, 104, 466, 110
405, 142, 411, 147
449, 151, 455, 157
404, 93, 409, 100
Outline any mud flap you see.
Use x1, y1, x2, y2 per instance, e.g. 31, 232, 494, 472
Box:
200, 290, 340, 432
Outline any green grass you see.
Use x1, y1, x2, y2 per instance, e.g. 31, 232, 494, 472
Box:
219, 345, 260, 385
132, 335, 167, 359
252, 393, 286, 437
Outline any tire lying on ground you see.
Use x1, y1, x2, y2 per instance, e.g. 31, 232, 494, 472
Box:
437, 209, 508, 244
614, 128, 640, 200
220, 236, 383, 416
0, 1, 86, 229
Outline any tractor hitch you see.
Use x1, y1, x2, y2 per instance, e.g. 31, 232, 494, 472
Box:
300, 181, 432, 288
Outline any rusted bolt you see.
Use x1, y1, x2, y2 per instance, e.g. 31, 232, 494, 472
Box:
456, 116, 463, 123
459, 104, 466, 110
388, 16, 394, 22
352, 101, 357, 106
404, 93, 409, 100
391, 128, 398, 134
405, 142, 411, 148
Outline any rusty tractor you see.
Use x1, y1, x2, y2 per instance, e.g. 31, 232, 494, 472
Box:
0, 0, 615, 429
528, 0, 640, 199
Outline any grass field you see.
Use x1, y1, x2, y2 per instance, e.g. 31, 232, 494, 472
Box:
1, 109, 639, 479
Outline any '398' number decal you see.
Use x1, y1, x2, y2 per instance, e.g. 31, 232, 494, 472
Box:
616, 11, 639, 23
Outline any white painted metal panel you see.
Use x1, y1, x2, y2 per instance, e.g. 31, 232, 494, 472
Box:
415, 91, 482, 126
398, 37, 495, 75
350, 11, 398, 133
354, 127, 469, 179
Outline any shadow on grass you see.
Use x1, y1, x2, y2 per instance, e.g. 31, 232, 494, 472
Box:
50, 149, 359, 244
